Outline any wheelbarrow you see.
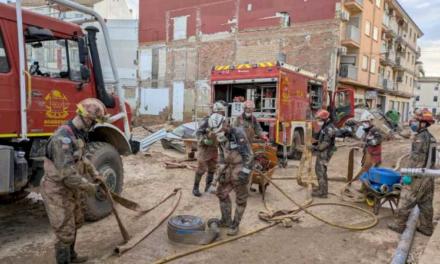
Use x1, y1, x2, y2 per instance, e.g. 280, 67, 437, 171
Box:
250, 143, 278, 194
360, 167, 401, 215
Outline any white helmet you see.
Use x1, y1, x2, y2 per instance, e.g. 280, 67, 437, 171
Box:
212, 101, 226, 113
208, 113, 226, 133
360, 111, 374, 122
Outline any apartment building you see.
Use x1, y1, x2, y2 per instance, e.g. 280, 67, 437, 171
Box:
137, 0, 422, 122
339, 0, 422, 122
414, 77, 440, 116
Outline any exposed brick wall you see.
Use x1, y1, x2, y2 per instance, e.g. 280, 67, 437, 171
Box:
139, 19, 340, 124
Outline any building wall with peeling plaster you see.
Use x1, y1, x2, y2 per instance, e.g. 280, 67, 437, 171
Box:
137, 0, 341, 123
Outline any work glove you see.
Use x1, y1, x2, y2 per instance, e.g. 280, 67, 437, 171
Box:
238, 168, 251, 185
203, 138, 214, 146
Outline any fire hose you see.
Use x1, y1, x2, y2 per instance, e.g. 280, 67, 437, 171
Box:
152, 174, 379, 264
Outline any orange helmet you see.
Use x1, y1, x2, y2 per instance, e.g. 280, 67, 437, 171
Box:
416, 109, 435, 124
316, 109, 330, 120
76, 98, 108, 123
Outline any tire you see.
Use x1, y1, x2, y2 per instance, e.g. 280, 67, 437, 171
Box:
84, 142, 123, 221
287, 130, 303, 160
0, 190, 29, 204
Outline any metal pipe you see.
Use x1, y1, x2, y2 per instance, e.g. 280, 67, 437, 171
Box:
400, 168, 440, 177
390, 206, 420, 264
15, 0, 28, 140
49, 0, 131, 140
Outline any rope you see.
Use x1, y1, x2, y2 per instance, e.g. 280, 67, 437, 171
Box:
262, 174, 378, 231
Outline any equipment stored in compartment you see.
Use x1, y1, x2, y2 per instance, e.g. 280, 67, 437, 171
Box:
0, 145, 14, 194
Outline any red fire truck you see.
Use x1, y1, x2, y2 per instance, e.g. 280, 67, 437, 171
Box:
211, 61, 354, 160
0, 0, 138, 220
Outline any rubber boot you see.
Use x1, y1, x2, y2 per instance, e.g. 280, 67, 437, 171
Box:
218, 200, 232, 228
205, 173, 214, 192
70, 233, 88, 263
388, 222, 405, 234
192, 172, 202, 197
416, 226, 433, 236
55, 242, 71, 264
312, 168, 328, 198
228, 205, 245, 236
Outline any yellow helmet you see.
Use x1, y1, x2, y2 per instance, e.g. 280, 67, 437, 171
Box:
76, 98, 108, 123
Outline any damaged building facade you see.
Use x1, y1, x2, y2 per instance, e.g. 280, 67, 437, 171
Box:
137, 0, 422, 123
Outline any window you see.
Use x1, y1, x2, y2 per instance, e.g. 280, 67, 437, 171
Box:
365, 21, 371, 36
0, 31, 10, 73
173, 16, 188, 40
434, 96, 438, 102
362, 55, 369, 70
25, 38, 82, 81
376, 0, 381, 8
435, 86, 439, 91
405, 76, 408, 84
417, 86, 421, 90
407, 52, 410, 62
416, 96, 420, 101
409, 28, 412, 39
370, 58, 376, 74
373, 26, 379, 41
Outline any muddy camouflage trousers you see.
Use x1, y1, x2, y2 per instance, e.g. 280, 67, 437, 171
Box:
41, 177, 85, 245
315, 153, 332, 195
216, 163, 249, 227
394, 177, 434, 232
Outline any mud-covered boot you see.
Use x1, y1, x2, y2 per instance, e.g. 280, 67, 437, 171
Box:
192, 172, 203, 197
218, 201, 232, 228
70, 244, 88, 263
388, 222, 405, 234
55, 242, 71, 264
205, 173, 214, 192
227, 222, 239, 236
228, 205, 245, 236
416, 226, 433, 236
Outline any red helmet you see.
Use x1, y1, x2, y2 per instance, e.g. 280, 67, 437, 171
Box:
416, 109, 435, 124
316, 109, 330, 120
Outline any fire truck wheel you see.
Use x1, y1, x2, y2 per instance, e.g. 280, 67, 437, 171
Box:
288, 130, 303, 160
84, 142, 124, 221
0, 190, 29, 204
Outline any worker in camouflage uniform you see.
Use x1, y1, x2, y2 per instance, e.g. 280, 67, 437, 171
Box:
192, 101, 226, 197
357, 111, 383, 177
310, 109, 337, 198
210, 113, 254, 236
388, 110, 437, 236
41, 98, 107, 263
233, 100, 268, 143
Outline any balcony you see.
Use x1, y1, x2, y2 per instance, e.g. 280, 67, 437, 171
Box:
380, 50, 396, 66
344, 0, 363, 14
393, 56, 404, 71
384, 18, 398, 38
339, 64, 358, 80
383, 79, 395, 90
341, 25, 361, 48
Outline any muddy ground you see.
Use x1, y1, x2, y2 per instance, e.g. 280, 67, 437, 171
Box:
1, 126, 440, 264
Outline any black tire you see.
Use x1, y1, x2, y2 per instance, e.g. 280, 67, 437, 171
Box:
84, 142, 123, 221
287, 130, 303, 160
0, 190, 29, 204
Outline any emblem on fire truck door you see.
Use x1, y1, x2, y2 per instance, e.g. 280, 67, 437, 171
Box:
280, 75, 290, 103
43, 90, 70, 127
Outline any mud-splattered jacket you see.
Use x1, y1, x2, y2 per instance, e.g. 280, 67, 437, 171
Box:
218, 127, 254, 171
314, 121, 337, 161
363, 126, 383, 164
195, 116, 219, 161
234, 114, 263, 142
409, 128, 437, 168
44, 121, 97, 190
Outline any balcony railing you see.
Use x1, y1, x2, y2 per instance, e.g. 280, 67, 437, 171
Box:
339, 64, 358, 80
344, 25, 361, 44
383, 79, 395, 90
344, 0, 363, 13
